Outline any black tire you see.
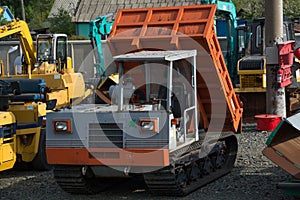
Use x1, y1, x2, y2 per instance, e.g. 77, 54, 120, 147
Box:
31, 128, 52, 171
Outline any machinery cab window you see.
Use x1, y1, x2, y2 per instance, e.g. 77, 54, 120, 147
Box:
37, 38, 52, 63
56, 36, 67, 68
255, 25, 262, 52
109, 54, 196, 136
236, 25, 248, 58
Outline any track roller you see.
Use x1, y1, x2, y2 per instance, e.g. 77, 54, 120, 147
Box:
143, 134, 238, 196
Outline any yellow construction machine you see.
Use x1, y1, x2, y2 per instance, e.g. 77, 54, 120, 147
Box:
0, 18, 92, 171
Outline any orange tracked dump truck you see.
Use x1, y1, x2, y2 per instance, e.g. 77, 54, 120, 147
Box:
46, 4, 243, 196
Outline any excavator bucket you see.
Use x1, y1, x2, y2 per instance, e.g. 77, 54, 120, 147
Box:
107, 5, 242, 133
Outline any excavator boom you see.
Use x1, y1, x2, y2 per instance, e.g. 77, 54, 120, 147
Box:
0, 19, 36, 68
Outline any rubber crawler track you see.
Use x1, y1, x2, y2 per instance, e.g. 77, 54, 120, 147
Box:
53, 165, 113, 194
53, 134, 237, 196
143, 134, 238, 196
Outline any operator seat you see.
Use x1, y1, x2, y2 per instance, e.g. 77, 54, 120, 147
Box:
157, 82, 186, 118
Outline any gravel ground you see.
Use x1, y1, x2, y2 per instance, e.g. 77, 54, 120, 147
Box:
0, 124, 294, 200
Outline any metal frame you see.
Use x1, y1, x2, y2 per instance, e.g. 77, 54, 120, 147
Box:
114, 50, 199, 141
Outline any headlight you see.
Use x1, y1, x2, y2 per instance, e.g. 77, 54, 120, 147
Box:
139, 118, 158, 133
55, 122, 67, 131
53, 120, 72, 133
141, 121, 154, 131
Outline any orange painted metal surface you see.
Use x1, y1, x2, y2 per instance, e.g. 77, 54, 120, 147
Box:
46, 148, 170, 167
107, 5, 242, 133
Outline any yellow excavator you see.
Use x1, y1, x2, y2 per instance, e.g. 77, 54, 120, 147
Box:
0, 17, 92, 171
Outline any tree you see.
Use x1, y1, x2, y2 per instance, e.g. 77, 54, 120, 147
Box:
48, 8, 75, 36
233, 0, 300, 19
233, 0, 265, 19
283, 0, 300, 18
25, 0, 55, 29
0, 0, 54, 29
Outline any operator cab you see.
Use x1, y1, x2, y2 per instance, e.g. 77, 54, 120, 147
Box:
236, 19, 264, 59
36, 34, 68, 70
108, 50, 198, 144
109, 62, 193, 116
236, 18, 295, 59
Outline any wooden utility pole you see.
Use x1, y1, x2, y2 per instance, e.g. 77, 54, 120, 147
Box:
265, 0, 285, 117
20, 0, 26, 21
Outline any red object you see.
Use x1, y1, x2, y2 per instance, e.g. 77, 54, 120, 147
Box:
294, 47, 300, 60
254, 114, 282, 131
277, 41, 295, 87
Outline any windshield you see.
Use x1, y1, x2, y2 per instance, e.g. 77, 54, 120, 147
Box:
110, 60, 194, 118
56, 37, 67, 65
109, 62, 168, 108
37, 38, 52, 62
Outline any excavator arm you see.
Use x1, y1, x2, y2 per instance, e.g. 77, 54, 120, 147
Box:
89, 13, 114, 77
0, 19, 36, 70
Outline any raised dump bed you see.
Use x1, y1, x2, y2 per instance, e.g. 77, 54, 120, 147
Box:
107, 4, 242, 133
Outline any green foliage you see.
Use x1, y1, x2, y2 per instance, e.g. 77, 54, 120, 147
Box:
283, 0, 300, 18
0, 10, 8, 26
0, 0, 55, 29
69, 35, 89, 40
232, 0, 265, 19
0, 18, 9, 26
49, 8, 76, 36
0, 0, 20, 19
232, 0, 300, 19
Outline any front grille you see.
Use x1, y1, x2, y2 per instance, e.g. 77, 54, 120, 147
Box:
89, 123, 123, 148
240, 74, 264, 88
125, 139, 169, 148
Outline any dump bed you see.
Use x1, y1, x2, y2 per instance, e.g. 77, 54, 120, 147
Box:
107, 4, 242, 133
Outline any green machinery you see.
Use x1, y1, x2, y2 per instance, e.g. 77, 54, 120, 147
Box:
201, 0, 239, 83
89, 13, 114, 78
88, 13, 117, 103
